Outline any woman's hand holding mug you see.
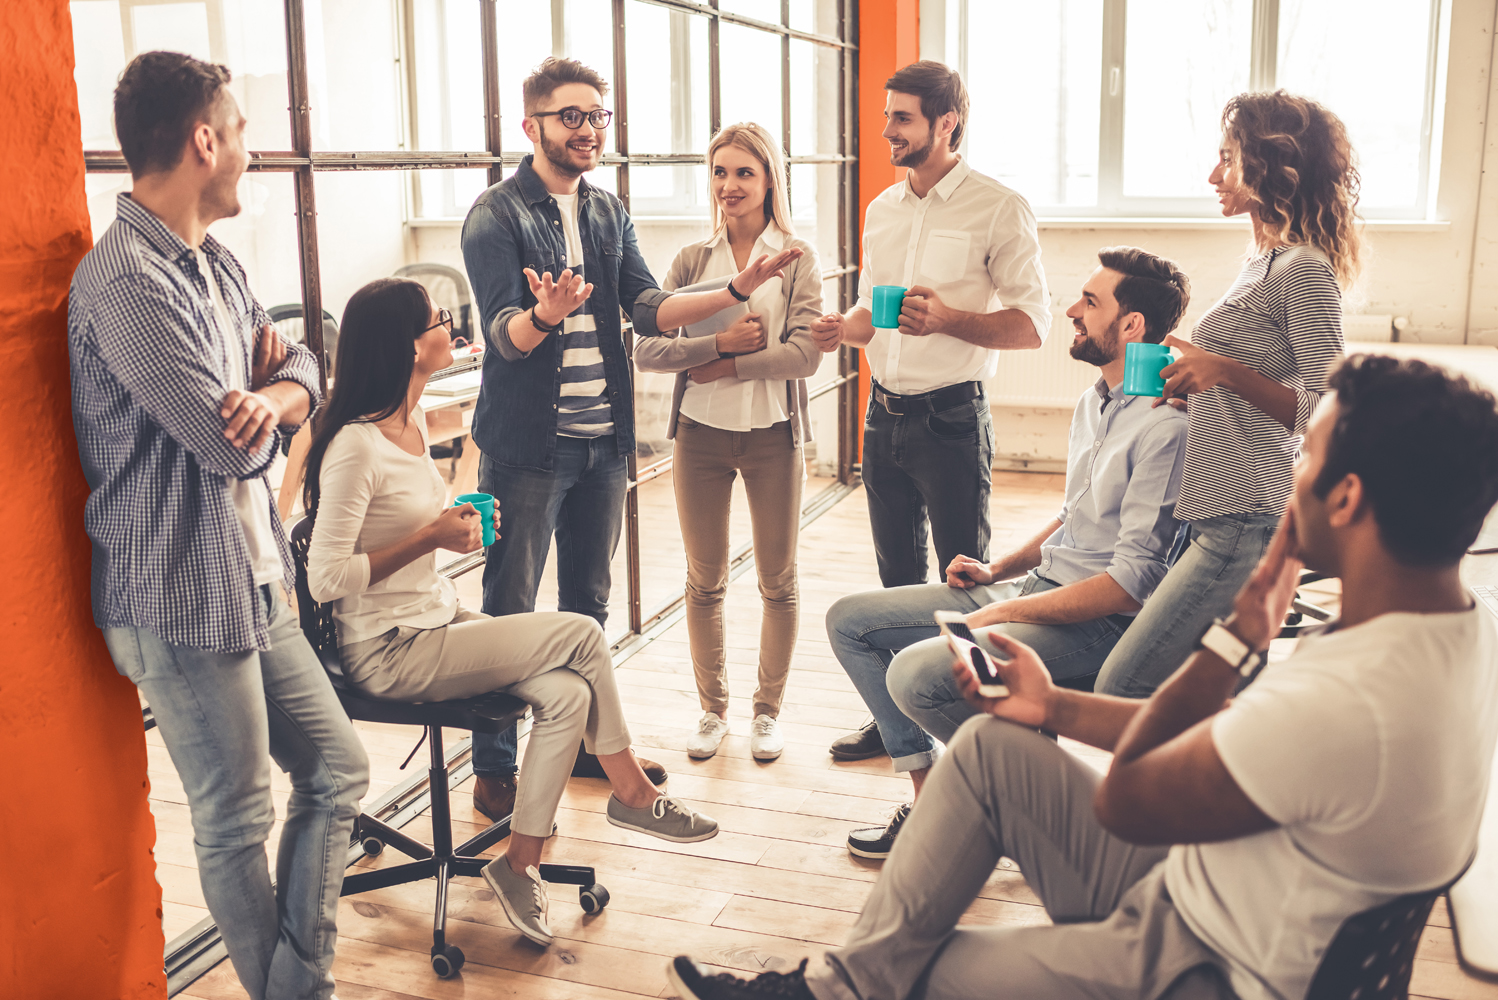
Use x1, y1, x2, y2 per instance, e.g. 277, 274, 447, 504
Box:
429, 503, 485, 553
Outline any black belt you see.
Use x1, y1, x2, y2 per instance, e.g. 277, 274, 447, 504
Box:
872, 380, 982, 416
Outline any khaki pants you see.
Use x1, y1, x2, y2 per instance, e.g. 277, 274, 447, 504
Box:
673, 415, 802, 718
804, 717, 1236, 1000
341, 607, 631, 838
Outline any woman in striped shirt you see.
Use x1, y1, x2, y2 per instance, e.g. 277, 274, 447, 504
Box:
1095, 91, 1361, 697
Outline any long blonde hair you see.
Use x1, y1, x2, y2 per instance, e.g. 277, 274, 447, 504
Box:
1222, 91, 1364, 288
707, 123, 795, 238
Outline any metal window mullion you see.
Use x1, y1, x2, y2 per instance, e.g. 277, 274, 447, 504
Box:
781, 0, 792, 163
838, 0, 859, 486
1249, 0, 1279, 92
633, 0, 853, 49
1096, 0, 1126, 214
708, 1, 722, 136
480, 0, 503, 187
611, 0, 643, 636
284, 0, 325, 390
1415, 0, 1444, 218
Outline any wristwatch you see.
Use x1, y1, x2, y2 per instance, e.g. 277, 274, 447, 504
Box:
1197, 618, 1266, 677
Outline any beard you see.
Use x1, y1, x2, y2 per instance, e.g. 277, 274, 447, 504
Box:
891, 125, 938, 168
539, 122, 595, 179
1069, 318, 1121, 366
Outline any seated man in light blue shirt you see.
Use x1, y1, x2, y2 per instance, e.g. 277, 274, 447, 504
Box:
830, 247, 1191, 859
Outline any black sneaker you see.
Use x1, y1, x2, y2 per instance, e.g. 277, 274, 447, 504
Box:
829, 721, 886, 761
668, 956, 814, 1000
846, 801, 912, 859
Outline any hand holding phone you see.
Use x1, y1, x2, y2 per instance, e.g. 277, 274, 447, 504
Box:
934, 610, 1009, 698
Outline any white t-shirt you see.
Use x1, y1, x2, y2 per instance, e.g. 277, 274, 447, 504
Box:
195, 248, 282, 586
304, 408, 458, 645
1165, 606, 1498, 1000
679, 223, 790, 432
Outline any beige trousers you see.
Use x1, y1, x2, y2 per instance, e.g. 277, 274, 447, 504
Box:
672, 415, 802, 718
341, 606, 631, 838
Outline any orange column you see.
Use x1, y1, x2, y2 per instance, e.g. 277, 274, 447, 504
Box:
0, 4, 166, 998
854, 0, 920, 461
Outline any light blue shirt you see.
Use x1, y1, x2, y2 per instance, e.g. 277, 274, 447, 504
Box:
1034, 377, 1188, 613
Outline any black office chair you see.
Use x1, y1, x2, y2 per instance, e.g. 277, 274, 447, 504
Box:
267, 303, 340, 372
288, 517, 609, 978
1304, 863, 1470, 1000
394, 263, 477, 348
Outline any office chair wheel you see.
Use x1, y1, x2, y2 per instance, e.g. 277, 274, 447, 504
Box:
579, 884, 610, 914
360, 836, 384, 857
431, 944, 465, 978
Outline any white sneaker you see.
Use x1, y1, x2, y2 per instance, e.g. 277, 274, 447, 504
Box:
749, 714, 784, 760
685, 713, 730, 758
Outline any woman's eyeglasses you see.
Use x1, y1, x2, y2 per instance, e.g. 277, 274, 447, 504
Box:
421, 308, 454, 336
532, 107, 614, 130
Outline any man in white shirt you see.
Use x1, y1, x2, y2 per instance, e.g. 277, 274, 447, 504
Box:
812, 61, 1051, 595
668, 353, 1498, 1000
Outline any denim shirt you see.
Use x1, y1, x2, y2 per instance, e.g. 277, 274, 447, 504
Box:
461, 155, 670, 471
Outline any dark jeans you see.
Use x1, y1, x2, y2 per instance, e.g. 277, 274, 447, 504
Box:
470, 434, 627, 776
862, 390, 995, 588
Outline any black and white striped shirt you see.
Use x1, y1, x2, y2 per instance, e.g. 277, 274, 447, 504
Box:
1175, 245, 1344, 522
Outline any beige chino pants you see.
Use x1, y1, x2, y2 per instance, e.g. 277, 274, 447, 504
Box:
341, 607, 631, 838
673, 415, 802, 718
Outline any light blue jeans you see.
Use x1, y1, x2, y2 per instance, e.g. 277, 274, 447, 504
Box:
104, 587, 369, 1000
1095, 512, 1281, 698
827, 573, 1132, 772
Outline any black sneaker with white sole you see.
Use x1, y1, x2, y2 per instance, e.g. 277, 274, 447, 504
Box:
668, 956, 815, 1000
846, 801, 912, 859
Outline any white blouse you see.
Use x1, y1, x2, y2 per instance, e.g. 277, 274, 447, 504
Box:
678, 223, 791, 432
306, 406, 458, 646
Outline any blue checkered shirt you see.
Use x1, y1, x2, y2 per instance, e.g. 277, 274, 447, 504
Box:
69, 194, 322, 652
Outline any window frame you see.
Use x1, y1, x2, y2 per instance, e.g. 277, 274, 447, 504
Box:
953, 0, 1446, 220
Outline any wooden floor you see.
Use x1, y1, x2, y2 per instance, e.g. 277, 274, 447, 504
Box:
140, 472, 1495, 1000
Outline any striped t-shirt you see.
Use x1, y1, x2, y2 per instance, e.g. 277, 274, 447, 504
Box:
553, 191, 612, 438
1175, 244, 1344, 522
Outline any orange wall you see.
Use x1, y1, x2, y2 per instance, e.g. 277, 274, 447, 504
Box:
0, 4, 167, 998
854, 0, 920, 454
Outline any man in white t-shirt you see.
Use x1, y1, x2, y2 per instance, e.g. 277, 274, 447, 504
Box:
667, 353, 1498, 1000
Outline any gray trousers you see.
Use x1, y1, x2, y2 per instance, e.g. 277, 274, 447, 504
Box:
805, 717, 1237, 1000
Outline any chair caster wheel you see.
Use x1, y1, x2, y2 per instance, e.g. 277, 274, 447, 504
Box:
580, 884, 610, 913
361, 836, 384, 857
431, 944, 465, 978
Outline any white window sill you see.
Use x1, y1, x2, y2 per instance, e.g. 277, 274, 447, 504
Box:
1036, 216, 1451, 232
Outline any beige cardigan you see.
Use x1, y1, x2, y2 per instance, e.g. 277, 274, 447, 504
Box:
633, 227, 823, 445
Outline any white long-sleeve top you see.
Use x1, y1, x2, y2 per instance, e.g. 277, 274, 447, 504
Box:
306, 407, 458, 645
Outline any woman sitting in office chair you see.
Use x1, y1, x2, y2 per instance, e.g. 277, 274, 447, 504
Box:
304, 277, 718, 948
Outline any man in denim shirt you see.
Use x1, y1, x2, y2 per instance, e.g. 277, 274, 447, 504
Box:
70, 53, 367, 1000
460, 57, 799, 818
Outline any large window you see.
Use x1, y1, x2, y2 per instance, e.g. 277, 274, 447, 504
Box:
954, 0, 1445, 218
73, 0, 858, 644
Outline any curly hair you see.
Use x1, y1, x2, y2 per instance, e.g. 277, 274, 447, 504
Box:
1221, 91, 1363, 288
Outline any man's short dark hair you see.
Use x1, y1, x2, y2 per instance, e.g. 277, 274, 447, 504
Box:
1316, 354, 1498, 566
523, 57, 610, 116
1096, 247, 1190, 343
884, 61, 968, 151
114, 51, 232, 179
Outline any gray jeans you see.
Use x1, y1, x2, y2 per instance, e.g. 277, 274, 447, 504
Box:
104, 587, 369, 1000
804, 717, 1236, 1000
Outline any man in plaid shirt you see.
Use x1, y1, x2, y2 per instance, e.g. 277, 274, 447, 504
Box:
69, 52, 367, 1000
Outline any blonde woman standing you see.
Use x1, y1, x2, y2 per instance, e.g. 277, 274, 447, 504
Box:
635, 123, 823, 761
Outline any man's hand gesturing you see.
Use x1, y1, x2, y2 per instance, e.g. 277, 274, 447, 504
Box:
525, 267, 593, 330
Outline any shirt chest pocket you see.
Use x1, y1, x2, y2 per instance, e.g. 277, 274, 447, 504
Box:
920, 230, 971, 285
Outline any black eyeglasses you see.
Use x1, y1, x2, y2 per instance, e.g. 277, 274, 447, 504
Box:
532, 107, 613, 130
421, 308, 453, 336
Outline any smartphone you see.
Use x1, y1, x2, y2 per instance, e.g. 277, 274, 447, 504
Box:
934, 611, 1009, 698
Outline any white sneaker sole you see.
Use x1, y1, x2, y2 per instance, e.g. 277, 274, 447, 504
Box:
750, 745, 784, 760
846, 841, 894, 860
685, 744, 722, 759
607, 811, 720, 843
666, 961, 704, 1000
482, 865, 554, 946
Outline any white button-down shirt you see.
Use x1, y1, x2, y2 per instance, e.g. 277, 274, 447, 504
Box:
856, 157, 1051, 395
679, 223, 791, 432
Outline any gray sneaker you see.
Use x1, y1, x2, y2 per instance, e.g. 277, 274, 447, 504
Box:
482, 855, 553, 946
607, 793, 720, 843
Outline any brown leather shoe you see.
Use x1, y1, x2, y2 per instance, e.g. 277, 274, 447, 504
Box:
472, 773, 518, 823
829, 721, 887, 761
572, 745, 668, 785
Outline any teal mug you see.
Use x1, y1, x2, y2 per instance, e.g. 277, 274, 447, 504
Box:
453, 492, 497, 547
1123, 342, 1176, 397
872, 285, 907, 329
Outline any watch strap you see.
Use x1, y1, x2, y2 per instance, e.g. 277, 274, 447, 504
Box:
530, 306, 564, 335
1199, 618, 1266, 677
